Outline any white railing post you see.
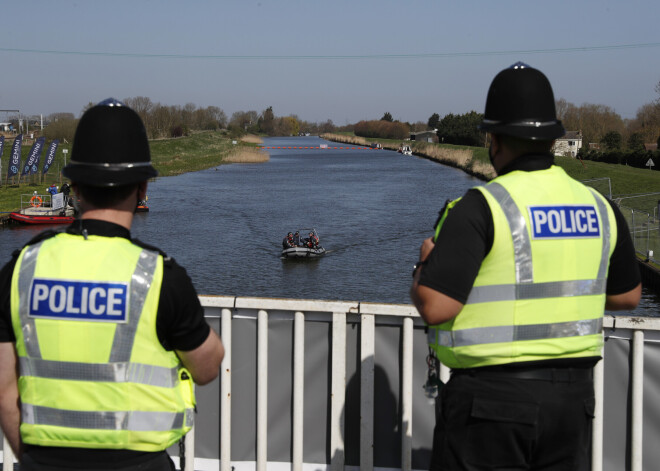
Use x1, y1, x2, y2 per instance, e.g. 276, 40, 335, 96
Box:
631, 330, 644, 471
293, 311, 305, 471
3, 437, 14, 471
257, 309, 268, 471
360, 314, 375, 471
196, 298, 660, 471
592, 358, 604, 471
221, 308, 232, 471
331, 312, 346, 471
185, 425, 195, 471
401, 317, 413, 471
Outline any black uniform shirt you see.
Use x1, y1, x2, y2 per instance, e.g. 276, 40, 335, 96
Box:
418, 154, 641, 368
0, 219, 211, 467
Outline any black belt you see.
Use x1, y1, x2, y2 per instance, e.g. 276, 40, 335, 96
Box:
453, 366, 593, 382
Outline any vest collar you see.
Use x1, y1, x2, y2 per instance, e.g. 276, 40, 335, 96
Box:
499, 153, 554, 175
66, 219, 131, 239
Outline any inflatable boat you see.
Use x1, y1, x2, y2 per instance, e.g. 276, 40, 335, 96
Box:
281, 228, 325, 258
282, 246, 326, 258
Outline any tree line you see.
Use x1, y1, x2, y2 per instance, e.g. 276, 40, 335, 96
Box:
10, 78, 660, 149
24, 99, 340, 143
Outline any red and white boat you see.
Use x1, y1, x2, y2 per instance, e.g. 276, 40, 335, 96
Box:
9, 193, 76, 225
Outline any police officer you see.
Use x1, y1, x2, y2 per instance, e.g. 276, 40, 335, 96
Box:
0, 99, 224, 470
410, 63, 641, 470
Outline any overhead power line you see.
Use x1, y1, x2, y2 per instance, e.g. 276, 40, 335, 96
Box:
1, 42, 659, 60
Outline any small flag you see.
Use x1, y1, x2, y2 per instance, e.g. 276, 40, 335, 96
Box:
42, 140, 59, 175
22, 137, 45, 176
7, 134, 23, 179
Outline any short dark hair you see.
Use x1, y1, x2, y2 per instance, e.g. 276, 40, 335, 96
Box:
498, 134, 554, 155
75, 183, 139, 208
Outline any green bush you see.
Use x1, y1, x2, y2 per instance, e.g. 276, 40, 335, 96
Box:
227, 124, 246, 139
436, 111, 485, 147
43, 118, 78, 142
583, 149, 659, 171
354, 120, 409, 140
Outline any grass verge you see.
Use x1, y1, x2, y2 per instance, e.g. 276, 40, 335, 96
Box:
321, 133, 660, 213
0, 131, 263, 212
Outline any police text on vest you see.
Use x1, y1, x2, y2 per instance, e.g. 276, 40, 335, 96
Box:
29, 278, 128, 322
528, 205, 600, 239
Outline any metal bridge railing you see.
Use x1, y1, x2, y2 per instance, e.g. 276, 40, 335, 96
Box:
2, 296, 659, 471
582, 177, 659, 265
619, 206, 659, 264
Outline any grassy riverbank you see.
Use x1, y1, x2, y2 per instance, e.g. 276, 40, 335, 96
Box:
0, 131, 266, 212
149, 131, 267, 174
1, 130, 657, 215
321, 133, 660, 214
321, 133, 496, 180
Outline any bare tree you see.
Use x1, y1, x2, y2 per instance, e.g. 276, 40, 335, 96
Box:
319, 119, 335, 133
557, 100, 625, 145
47, 112, 75, 122
230, 110, 258, 131
81, 102, 95, 116
207, 106, 227, 128
628, 102, 660, 144
149, 103, 177, 139
181, 103, 197, 129
555, 98, 570, 122
123, 96, 154, 131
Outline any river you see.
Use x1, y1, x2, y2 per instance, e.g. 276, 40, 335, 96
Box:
1, 136, 658, 316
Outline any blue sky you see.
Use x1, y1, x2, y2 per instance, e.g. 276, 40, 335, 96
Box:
1, 0, 658, 125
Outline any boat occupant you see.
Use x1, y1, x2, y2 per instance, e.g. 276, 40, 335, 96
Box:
306, 231, 319, 248
293, 231, 302, 246
283, 232, 295, 249
46, 184, 58, 197
60, 182, 73, 207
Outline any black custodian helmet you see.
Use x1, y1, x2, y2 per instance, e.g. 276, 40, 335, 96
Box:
63, 98, 158, 186
479, 62, 565, 140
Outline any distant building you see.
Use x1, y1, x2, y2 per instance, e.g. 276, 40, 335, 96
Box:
553, 131, 583, 157
410, 131, 437, 143
0, 123, 12, 132
644, 143, 658, 152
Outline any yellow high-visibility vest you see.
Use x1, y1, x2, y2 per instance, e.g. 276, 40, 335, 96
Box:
11, 233, 195, 451
428, 166, 617, 368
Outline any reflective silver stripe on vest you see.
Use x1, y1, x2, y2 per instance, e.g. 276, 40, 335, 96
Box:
22, 404, 194, 432
467, 182, 610, 304
432, 317, 603, 348
485, 182, 533, 283
16, 244, 173, 384
110, 249, 159, 362
19, 357, 179, 388
467, 279, 607, 303
17, 242, 43, 359
588, 188, 612, 280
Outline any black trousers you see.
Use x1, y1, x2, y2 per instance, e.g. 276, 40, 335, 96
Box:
19, 450, 176, 471
430, 367, 595, 471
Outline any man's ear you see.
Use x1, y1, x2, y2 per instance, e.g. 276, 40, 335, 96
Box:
490, 134, 501, 156
137, 181, 148, 200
